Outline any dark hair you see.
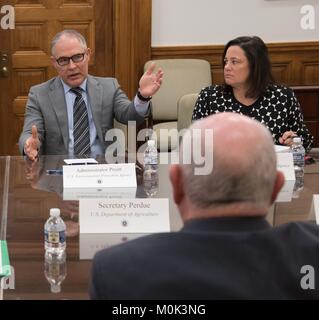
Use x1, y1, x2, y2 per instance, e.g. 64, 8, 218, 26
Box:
222, 36, 275, 98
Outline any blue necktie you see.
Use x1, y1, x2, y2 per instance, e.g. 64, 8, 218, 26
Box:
70, 87, 91, 156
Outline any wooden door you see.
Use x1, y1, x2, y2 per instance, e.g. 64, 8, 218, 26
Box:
0, 0, 152, 155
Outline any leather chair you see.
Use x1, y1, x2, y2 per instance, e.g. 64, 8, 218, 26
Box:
177, 93, 199, 131
144, 59, 212, 151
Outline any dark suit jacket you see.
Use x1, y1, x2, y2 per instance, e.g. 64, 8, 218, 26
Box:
19, 75, 146, 155
90, 217, 319, 299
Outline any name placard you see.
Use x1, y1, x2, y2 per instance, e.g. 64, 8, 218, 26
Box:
309, 194, 319, 224
274, 145, 290, 153
79, 198, 170, 233
79, 233, 147, 260
63, 187, 137, 200
275, 180, 295, 202
276, 153, 295, 181
63, 163, 137, 188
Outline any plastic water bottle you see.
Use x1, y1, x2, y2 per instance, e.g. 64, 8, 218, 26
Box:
143, 140, 158, 167
143, 140, 159, 197
143, 169, 159, 197
44, 251, 67, 293
44, 208, 66, 256
291, 137, 305, 194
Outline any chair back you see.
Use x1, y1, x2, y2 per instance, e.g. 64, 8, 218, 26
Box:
177, 93, 199, 131
144, 59, 211, 151
144, 59, 211, 122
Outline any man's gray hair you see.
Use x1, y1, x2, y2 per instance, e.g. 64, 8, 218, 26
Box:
181, 118, 277, 209
51, 29, 87, 55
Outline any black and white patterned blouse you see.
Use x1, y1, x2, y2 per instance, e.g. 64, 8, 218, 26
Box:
192, 84, 314, 151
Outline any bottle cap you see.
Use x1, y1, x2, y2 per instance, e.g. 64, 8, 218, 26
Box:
147, 140, 155, 147
293, 137, 301, 143
50, 208, 60, 217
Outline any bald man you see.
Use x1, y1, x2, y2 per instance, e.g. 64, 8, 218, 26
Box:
90, 113, 319, 299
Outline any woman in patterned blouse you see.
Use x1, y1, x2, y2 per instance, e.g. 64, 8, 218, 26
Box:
192, 36, 313, 151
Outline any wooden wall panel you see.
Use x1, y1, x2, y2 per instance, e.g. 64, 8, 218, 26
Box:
151, 42, 319, 86
293, 86, 319, 147
302, 63, 319, 85
62, 0, 92, 4
0, 3, 13, 156
114, 0, 152, 99
15, 70, 47, 96
13, 23, 48, 52
14, 0, 44, 4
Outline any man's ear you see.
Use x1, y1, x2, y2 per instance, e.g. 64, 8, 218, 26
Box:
271, 171, 285, 204
169, 164, 185, 205
50, 56, 57, 68
86, 48, 92, 62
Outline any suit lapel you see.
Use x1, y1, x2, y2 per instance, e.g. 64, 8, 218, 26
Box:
87, 75, 103, 143
49, 78, 69, 151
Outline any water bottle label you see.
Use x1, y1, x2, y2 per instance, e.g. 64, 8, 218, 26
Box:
144, 155, 158, 165
60, 231, 66, 244
45, 230, 66, 244
293, 153, 304, 162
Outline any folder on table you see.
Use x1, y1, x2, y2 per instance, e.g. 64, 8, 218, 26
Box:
0, 240, 11, 277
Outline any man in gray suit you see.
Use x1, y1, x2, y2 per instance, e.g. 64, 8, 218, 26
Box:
19, 29, 164, 160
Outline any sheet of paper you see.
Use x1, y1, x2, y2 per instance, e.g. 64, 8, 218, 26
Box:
64, 158, 98, 165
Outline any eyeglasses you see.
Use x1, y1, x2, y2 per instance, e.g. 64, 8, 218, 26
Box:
55, 52, 86, 66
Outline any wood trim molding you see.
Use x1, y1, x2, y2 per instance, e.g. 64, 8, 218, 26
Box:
114, 0, 152, 99
151, 41, 319, 86
0, 24, 12, 155
91, 0, 114, 78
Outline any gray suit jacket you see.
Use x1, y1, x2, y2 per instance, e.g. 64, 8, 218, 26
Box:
19, 75, 146, 155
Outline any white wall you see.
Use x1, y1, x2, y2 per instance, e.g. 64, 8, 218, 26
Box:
152, 0, 319, 46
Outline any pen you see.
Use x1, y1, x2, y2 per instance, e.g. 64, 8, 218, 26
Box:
46, 169, 63, 175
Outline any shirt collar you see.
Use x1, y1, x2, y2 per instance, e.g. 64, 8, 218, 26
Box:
181, 216, 271, 233
60, 78, 88, 94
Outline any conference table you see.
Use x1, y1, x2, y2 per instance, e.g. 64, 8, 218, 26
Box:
0, 153, 318, 300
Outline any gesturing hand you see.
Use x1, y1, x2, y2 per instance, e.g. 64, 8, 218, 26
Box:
24, 125, 41, 161
138, 62, 164, 98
